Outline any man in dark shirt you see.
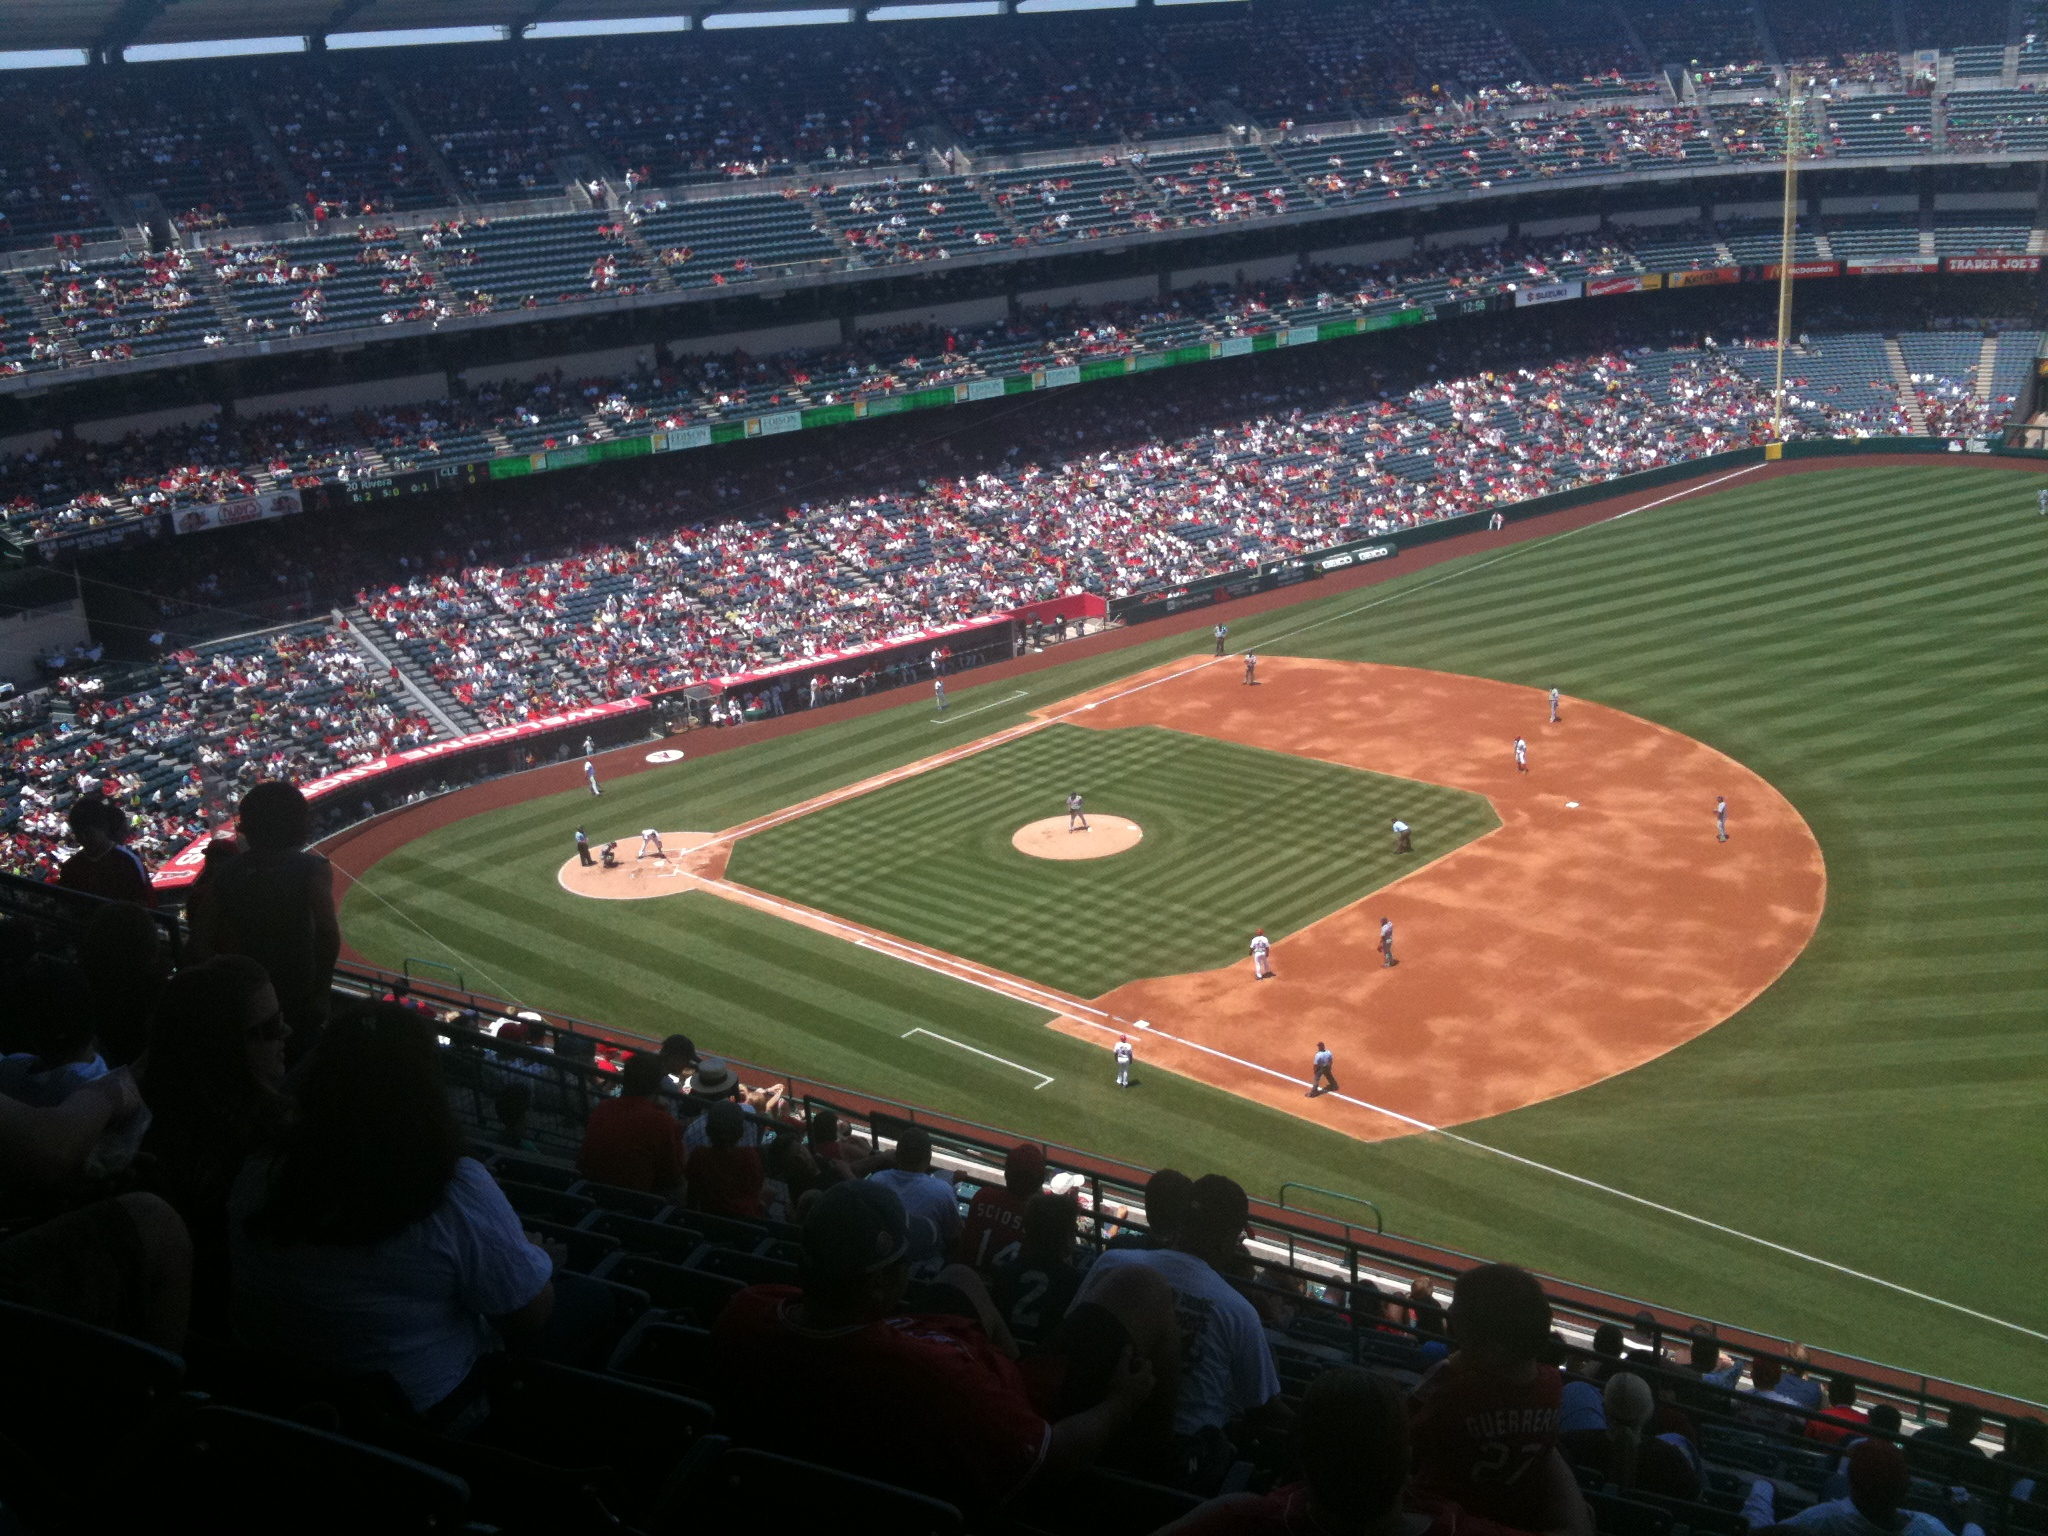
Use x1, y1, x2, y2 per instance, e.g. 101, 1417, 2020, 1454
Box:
992, 1193, 1087, 1348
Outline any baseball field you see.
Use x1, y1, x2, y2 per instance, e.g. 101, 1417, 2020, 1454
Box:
338, 460, 2048, 1400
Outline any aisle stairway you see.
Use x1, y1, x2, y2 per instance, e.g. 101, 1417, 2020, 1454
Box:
1884, 337, 1931, 432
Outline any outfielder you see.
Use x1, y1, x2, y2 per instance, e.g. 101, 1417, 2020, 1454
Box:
1113, 1034, 1134, 1088
1513, 736, 1528, 773
1549, 687, 1560, 724
1250, 928, 1274, 979
1067, 791, 1088, 832
1307, 1042, 1340, 1098
638, 828, 665, 860
1379, 915, 1396, 968
1716, 795, 1729, 843
1243, 650, 1258, 685
583, 758, 602, 796
2038, 488, 2046, 515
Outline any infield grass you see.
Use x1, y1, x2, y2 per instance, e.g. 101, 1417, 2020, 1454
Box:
343, 462, 2048, 1399
725, 723, 1497, 995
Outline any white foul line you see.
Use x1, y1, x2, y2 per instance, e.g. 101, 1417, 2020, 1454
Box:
901, 1027, 1054, 1089
932, 688, 1030, 724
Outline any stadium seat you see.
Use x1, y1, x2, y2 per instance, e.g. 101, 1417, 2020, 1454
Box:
581, 1209, 707, 1263
607, 1316, 716, 1396
573, 1180, 672, 1220
127, 1402, 472, 1534
592, 1252, 744, 1321
497, 1180, 599, 1226
650, 1437, 963, 1536
1585, 1488, 1676, 1536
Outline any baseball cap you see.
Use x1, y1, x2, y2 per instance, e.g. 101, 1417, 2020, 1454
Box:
1847, 1439, 1910, 1507
802, 1180, 910, 1284
1004, 1142, 1047, 1184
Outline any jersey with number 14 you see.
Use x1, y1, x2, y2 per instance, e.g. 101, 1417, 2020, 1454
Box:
1408, 1356, 1563, 1528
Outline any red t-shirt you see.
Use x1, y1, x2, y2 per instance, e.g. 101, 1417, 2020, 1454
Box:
1806, 1405, 1869, 1447
577, 1094, 684, 1193
1409, 1356, 1564, 1528
1163, 1484, 1537, 1536
955, 1184, 1030, 1271
711, 1284, 1049, 1509
685, 1144, 764, 1218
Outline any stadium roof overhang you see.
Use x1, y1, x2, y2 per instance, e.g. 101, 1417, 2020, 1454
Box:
0, 0, 999, 57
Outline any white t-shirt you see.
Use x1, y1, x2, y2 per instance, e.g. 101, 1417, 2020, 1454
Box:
228, 1155, 553, 1411
1076, 1248, 1280, 1435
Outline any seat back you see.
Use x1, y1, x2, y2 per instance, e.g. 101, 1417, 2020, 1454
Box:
656, 1438, 962, 1536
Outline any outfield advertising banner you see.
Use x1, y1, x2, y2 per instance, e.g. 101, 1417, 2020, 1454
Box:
1944, 254, 2040, 273
1843, 257, 1939, 275
1756, 261, 1841, 281
1513, 280, 1584, 307
1666, 268, 1740, 289
1586, 274, 1661, 297
1109, 538, 1397, 623
171, 489, 303, 537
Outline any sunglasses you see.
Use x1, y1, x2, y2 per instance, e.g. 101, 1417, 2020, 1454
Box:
247, 1011, 289, 1043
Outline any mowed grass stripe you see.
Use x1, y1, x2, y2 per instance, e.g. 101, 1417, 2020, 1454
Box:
726, 724, 1498, 996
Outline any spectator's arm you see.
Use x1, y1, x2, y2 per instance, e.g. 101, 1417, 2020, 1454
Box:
0, 1069, 136, 1185
1742, 1480, 1779, 1530
933, 1262, 1020, 1357
1042, 1345, 1155, 1480
308, 858, 342, 981
1534, 1448, 1595, 1536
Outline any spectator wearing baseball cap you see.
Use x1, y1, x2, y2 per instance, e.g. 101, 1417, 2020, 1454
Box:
956, 1142, 1047, 1273
685, 1101, 765, 1220
710, 1179, 1158, 1512
1749, 1438, 1956, 1536
576, 1053, 685, 1203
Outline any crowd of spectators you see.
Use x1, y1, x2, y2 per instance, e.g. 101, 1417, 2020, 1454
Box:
2, 770, 2044, 1523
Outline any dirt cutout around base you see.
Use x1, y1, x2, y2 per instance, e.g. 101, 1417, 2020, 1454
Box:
558, 832, 724, 899
1035, 656, 1826, 1137
1012, 815, 1144, 860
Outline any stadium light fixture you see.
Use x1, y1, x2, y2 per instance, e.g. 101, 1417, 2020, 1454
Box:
525, 16, 696, 37
327, 26, 511, 50
866, 3, 1006, 18
701, 8, 854, 25
1016, 0, 1138, 10
125, 36, 309, 62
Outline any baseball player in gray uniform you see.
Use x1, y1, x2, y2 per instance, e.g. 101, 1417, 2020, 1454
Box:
1716, 795, 1729, 842
1379, 916, 1396, 967
1242, 650, 1258, 685
1067, 792, 1089, 832
1549, 687, 1560, 724
1250, 929, 1274, 979
1114, 1035, 1133, 1088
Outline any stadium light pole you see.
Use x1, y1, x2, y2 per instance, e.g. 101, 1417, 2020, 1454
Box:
1771, 70, 1807, 443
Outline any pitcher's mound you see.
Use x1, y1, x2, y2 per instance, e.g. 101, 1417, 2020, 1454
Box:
559, 832, 720, 899
1012, 816, 1143, 861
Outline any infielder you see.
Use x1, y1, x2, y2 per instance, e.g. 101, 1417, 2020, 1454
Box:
1113, 1034, 1134, 1088
933, 678, 947, 713
1307, 1042, 1340, 1098
1379, 915, 1396, 968
1549, 687, 1560, 724
1716, 795, 1729, 842
1067, 791, 1088, 832
1513, 736, 1528, 773
638, 828, 666, 860
1391, 818, 1411, 854
1213, 622, 1229, 656
1243, 650, 1258, 685
575, 826, 593, 867
1250, 928, 1274, 979
583, 758, 602, 796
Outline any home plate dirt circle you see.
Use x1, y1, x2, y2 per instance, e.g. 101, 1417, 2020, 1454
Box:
1012, 816, 1143, 860
558, 832, 719, 899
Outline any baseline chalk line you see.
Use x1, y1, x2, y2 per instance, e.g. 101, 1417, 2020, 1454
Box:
901, 1027, 1054, 1089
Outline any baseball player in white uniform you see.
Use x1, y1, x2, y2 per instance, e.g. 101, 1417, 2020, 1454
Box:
1716, 795, 1729, 842
1113, 1034, 1134, 1088
638, 829, 665, 860
1242, 650, 1258, 685
1067, 792, 1088, 832
1549, 687, 1560, 724
583, 758, 602, 796
2037, 488, 2046, 516
1250, 928, 1274, 979
933, 678, 947, 712
1513, 736, 1528, 773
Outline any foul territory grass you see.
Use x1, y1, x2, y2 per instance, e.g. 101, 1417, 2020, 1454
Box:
344, 463, 2048, 1399
725, 723, 1497, 995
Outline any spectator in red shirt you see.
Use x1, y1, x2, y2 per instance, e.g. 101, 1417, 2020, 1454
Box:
686, 1101, 765, 1219
1806, 1375, 1871, 1447
710, 1178, 1158, 1514
576, 1052, 684, 1201
1159, 1366, 1537, 1536
1409, 1264, 1590, 1536
956, 1141, 1046, 1272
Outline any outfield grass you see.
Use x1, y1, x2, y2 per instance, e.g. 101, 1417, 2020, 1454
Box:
725, 722, 1497, 994
343, 462, 2048, 1399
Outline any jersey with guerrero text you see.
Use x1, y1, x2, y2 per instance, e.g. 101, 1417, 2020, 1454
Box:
1408, 1355, 1564, 1528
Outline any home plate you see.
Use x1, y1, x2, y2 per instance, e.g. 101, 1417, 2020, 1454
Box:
646, 748, 686, 764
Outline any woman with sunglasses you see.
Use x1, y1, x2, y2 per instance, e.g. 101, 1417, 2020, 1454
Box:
137, 954, 294, 1340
